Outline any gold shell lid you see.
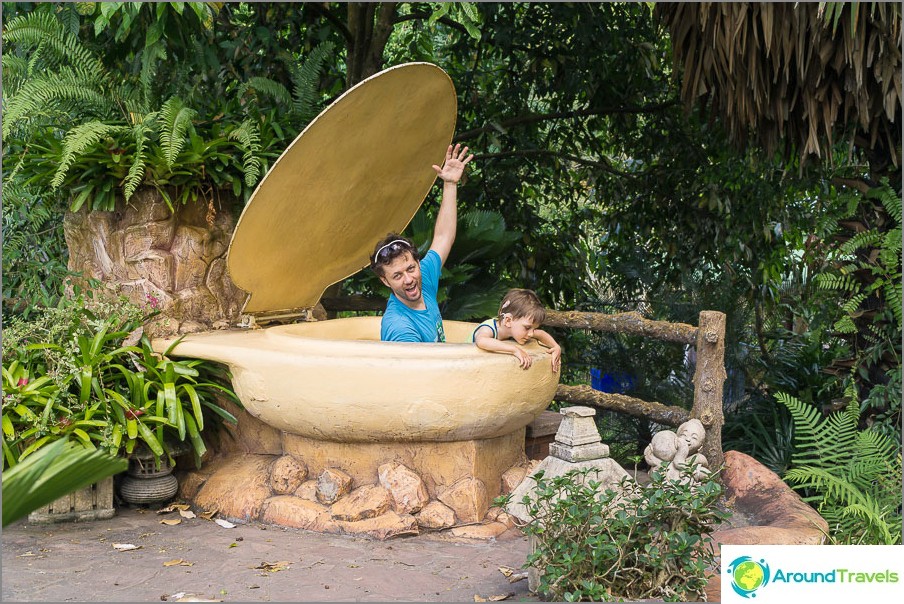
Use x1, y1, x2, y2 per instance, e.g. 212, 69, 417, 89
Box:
226, 62, 458, 314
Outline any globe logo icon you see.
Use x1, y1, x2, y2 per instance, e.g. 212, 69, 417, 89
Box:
727, 556, 770, 598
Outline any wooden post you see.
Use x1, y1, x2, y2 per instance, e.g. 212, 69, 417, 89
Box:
691, 311, 726, 472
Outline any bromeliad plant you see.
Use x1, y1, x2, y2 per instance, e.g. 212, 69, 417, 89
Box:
1, 295, 239, 470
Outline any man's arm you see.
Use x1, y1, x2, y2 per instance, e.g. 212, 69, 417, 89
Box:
430, 143, 473, 265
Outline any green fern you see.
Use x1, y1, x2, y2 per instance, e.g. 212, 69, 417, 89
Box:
2, 11, 105, 76
123, 121, 152, 201
238, 77, 293, 105
778, 392, 902, 544
289, 41, 335, 122
2, 67, 111, 139
158, 97, 197, 167
228, 119, 263, 187
52, 121, 128, 191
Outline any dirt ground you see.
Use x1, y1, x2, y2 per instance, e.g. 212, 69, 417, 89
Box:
1, 506, 538, 602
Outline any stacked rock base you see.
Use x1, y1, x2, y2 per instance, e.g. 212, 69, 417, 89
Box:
176, 452, 536, 541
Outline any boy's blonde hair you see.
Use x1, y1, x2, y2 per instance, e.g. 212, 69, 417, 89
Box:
498, 288, 546, 324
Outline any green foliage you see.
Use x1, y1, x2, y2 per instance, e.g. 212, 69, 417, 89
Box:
777, 392, 902, 544
1, 295, 240, 470
502, 466, 726, 601
2, 4, 334, 214
2, 437, 127, 528
815, 179, 902, 437
1, 179, 72, 316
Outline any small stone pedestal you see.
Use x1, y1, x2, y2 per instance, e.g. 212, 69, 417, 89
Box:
505, 406, 631, 593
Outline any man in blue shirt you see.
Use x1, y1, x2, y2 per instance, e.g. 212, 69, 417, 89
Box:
370, 143, 474, 342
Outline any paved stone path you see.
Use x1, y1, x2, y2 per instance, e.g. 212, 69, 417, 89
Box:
2, 507, 536, 602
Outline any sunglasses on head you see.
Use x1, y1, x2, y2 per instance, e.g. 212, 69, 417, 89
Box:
373, 239, 412, 264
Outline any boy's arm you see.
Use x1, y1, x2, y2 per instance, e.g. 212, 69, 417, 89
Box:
474, 332, 533, 369
532, 329, 562, 373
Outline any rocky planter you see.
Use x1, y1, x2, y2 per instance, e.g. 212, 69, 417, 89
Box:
63, 187, 246, 337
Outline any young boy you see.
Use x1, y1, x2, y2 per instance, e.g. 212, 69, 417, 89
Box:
471, 288, 562, 372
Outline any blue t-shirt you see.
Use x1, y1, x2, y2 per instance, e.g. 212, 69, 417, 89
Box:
380, 249, 446, 342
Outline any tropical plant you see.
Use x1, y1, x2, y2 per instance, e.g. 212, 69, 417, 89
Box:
500, 465, 727, 602
1, 437, 127, 528
777, 392, 902, 545
817, 180, 902, 436
1, 295, 239, 470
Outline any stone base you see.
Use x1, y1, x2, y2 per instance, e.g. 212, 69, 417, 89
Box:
281, 430, 526, 500
177, 432, 533, 541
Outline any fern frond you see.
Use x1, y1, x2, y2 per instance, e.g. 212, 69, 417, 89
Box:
879, 228, 902, 268
238, 77, 292, 105
2, 11, 105, 76
868, 181, 902, 226
840, 292, 868, 315
882, 280, 902, 325
1, 55, 30, 91
840, 230, 882, 255
122, 122, 151, 201
228, 119, 262, 187
136, 42, 167, 110
290, 41, 334, 122
777, 393, 858, 467
158, 97, 198, 167
815, 272, 856, 293
51, 121, 128, 189
2, 67, 111, 138
784, 466, 867, 506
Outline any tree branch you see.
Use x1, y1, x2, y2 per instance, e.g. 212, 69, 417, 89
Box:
306, 3, 353, 44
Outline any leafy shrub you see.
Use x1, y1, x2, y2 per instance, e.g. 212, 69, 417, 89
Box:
1, 295, 239, 470
501, 465, 727, 602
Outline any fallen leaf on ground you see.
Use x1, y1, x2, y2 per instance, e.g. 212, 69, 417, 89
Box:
199, 508, 218, 520
214, 519, 236, 529
473, 594, 512, 602
112, 543, 141, 551
507, 572, 528, 583
253, 561, 291, 572
498, 566, 515, 577
179, 509, 197, 519
157, 503, 191, 514
160, 518, 182, 526
163, 559, 194, 567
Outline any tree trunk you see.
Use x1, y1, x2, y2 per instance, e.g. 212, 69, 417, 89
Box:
346, 2, 397, 88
